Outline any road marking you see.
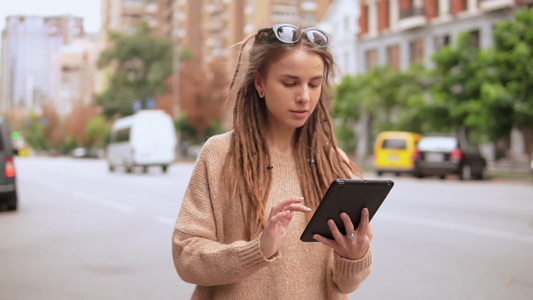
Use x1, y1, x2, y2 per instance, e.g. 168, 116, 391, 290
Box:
73, 191, 135, 214
379, 212, 533, 244
155, 216, 176, 226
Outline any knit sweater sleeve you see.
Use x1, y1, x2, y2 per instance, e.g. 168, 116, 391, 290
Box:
172, 136, 276, 286
331, 246, 372, 293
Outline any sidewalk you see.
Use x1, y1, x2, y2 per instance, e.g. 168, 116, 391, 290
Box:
490, 175, 532, 185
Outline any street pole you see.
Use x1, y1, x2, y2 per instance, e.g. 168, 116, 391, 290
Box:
172, 44, 181, 161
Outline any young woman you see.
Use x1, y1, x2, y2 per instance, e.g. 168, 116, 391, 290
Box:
173, 24, 373, 299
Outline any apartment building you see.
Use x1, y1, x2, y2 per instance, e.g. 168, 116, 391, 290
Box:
99, 0, 333, 123
51, 35, 105, 116
152, 0, 333, 66
0, 15, 84, 113
320, 0, 360, 79
101, 0, 162, 34
356, 0, 525, 73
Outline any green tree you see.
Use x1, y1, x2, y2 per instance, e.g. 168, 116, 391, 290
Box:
427, 31, 486, 140
85, 116, 111, 149
21, 113, 48, 151
175, 112, 223, 145
97, 22, 174, 118
487, 7, 533, 155
333, 65, 425, 156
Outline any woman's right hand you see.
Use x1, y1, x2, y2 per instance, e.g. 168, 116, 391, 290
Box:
260, 197, 311, 259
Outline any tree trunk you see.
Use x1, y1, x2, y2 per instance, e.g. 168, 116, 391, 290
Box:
521, 127, 533, 159
356, 112, 373, 166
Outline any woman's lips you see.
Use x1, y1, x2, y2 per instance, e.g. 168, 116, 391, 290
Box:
291, 110, 308, 118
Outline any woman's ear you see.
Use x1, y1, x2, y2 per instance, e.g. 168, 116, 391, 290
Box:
254, 70, 265, 98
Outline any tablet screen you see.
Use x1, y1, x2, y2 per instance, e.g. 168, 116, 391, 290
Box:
300, 179, 394, 242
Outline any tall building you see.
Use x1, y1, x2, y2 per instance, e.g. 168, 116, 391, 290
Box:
51, 34, 105, 116
148, 0, 334, 66
201, 0, 333, 64
356, 0, 525, 73
101, 0, 162, 34
99, 0, 334, 119
320, 0, 361, 79
0, 15, 84, 113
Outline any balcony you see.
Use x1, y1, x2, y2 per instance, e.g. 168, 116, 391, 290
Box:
479, 0, 514, 11
398, 6, 426, 30
301, 1, 318, 12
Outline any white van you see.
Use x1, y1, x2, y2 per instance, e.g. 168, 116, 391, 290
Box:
107, 110, 177, 173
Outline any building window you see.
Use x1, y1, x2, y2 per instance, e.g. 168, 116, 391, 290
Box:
409, 39, 424, 63
469, 29, 480, 48
272, 5, 299, 23
450, 0, 467, 15
387, 44, 400, 70
365, 48, 378, 71
123, 0, 143, 7
302, 12, 315, 25
434, 34, 450, 51
378, 0, 389, 31
400, 0, 424, 19
359, 4, 369, 35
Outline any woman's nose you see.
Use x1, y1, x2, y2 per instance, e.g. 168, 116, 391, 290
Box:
297, 85, 311, 102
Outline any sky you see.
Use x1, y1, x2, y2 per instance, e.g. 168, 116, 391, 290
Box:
0, 0, 101, 34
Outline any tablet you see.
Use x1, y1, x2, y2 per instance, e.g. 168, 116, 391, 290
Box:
300, 179, 394, 242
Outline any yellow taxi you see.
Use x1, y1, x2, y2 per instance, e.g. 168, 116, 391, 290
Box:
373, 131, 422, 176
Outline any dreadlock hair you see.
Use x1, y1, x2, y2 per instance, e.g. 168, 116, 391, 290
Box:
223, 25, 362, 241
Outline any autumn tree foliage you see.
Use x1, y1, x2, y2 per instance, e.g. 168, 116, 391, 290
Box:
41, 105, 63, 149
65, 101, 101, 147
161, 55, 228, 143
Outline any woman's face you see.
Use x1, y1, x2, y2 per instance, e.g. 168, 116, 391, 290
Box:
254, 48, 324, 133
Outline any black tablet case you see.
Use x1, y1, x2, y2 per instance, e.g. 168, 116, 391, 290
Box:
300, 179, 394, 242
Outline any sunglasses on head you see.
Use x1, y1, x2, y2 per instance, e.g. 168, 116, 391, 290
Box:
270, 24, 329, 48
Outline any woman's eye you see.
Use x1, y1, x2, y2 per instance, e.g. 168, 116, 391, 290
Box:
283, 82, 296, 87
309, 82, 321, 88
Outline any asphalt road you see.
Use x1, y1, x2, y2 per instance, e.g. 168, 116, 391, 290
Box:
0, 157, 531, 300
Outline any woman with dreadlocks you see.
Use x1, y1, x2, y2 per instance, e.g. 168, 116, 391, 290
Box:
172, 24, 372, 299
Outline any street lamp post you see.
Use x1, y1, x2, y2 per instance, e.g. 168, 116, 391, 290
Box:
172, 44, 181, 160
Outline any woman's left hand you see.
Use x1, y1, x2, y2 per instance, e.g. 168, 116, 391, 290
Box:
313, 208, 373, 260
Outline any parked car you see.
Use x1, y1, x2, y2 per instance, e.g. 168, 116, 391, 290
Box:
71, 147, 101, 158
0, 117, 18, 211
373, 131, 422, 176
413, 135, 488, 180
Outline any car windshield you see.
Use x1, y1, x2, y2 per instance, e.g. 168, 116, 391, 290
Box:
382, 138, 407, 149
417, 136, 457, 151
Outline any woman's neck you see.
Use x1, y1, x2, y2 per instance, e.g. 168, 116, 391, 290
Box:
265, 127, 296, 156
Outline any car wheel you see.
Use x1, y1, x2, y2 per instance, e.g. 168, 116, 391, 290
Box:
108, 165, 114, 172
7, 201, 17, 211
142, 166, 148, 173
162, 165, 168, 173
126, 166, 133, 173
460, 165, 472, 180
477, 166, 489, 180
7, 192, 17, 211
439, 175, 446, 180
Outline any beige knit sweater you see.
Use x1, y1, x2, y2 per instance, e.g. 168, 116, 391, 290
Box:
173, 131, 372, 300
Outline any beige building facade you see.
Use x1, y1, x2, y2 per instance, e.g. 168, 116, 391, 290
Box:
51, 35, 106, 116
101, 0, 332, 68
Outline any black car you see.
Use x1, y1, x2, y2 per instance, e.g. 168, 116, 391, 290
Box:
413, 135, 488, 180
0, 117, 18, 211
